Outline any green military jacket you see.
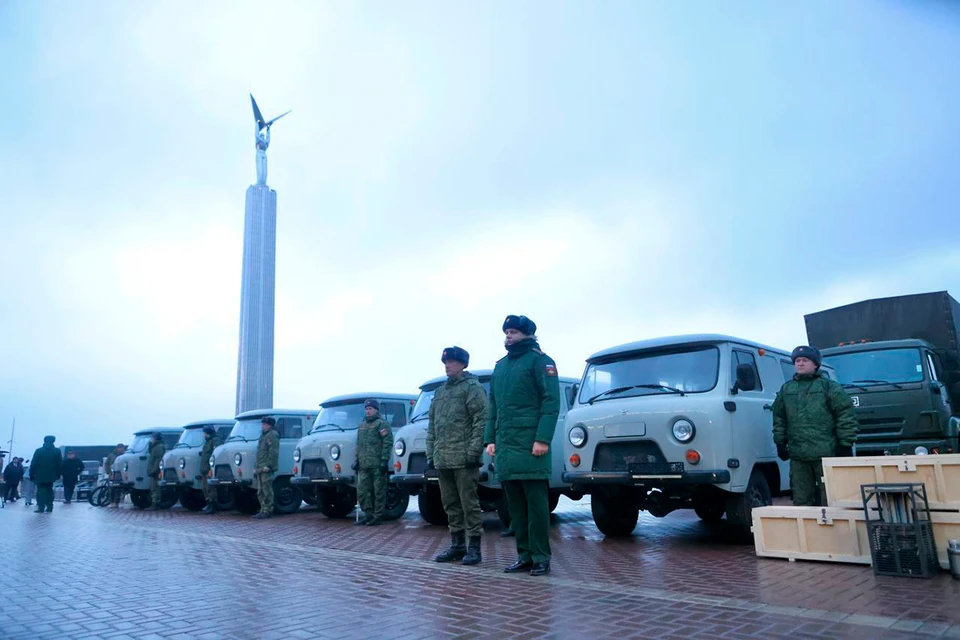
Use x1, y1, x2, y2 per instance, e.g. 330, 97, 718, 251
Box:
29, 443, 63, 483
105, 451, 118, 475
427, 372, 488, 469
355, 414, 393, 470
200, 435, 220, 474
147, 440, 165, 476
256, 428, 280, 473
483, 338, 561, 481
773, 371, 858, 461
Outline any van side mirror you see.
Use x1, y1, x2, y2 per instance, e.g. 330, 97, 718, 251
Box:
567, 383, 580, 407
733, 364, 757, 393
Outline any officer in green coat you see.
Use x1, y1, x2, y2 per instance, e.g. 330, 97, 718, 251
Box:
29, 435, 62, 513
253, 417, 280, 519
773, 345, 858, 506
147, 433, 165, 509
352, 399, 393, 526
484, 315, 560, 576
428, 346, 489, 565
200, 426, 221, 514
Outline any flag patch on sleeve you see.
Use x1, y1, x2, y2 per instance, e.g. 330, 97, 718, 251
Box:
379, 428, 389, 437
545, 364, 557, 377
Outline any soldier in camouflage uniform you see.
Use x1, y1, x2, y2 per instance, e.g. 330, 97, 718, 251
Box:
352, 399, 393, 526
147, 433, 165, 509
773, 345, 858, 507
200, 426, 221, 514
428, 346, 489, 565
485, 315, 561, 577
253, 417, 280, 519
105, 443, 125, 507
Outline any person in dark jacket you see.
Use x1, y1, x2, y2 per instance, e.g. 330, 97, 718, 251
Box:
3, 458, 25, 502
61, 451, 85, 504
29, 436, 63, 513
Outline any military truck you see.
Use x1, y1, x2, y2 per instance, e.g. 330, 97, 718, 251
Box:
112, 427, 183, 509
159, 419, 234, 511
805, 291, 960, 456
560, 335, 833, 538
291, 393, 416, 520
208, 409, 315, 515
392, 369, 582, 527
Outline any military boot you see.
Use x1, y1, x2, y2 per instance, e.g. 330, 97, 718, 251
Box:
434, 531, 467, 562
461, 536, 482, 566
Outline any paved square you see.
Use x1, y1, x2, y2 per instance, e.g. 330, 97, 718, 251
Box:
1, 496, 958, 639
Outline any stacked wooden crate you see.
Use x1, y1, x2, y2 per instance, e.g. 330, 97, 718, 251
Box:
752, 454, 960, 568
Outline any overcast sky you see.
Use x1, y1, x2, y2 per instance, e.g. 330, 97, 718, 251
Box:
2, 1, 959, 455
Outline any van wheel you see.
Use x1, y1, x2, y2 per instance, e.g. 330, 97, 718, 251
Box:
318, 489, 355, 518
549, 492, 561, 513
215, 487, 236, 511
179, 489, 205, 511
236, 491, 260, 514
130, 489, 152, 509
694, 501, 726, 523
418, 485, 448, 526
384, 484, 410, 520
726, 470, 771, 534
591, 492, 638, 537
158, 487, 179, 510
495, 495, 511, 528
273, 477, 302, 514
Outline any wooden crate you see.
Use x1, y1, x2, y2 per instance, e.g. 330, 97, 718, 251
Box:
822, 454, 960, 511
752, 506, 870, 564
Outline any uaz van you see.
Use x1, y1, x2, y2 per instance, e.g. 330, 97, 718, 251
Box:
159, 419, 234, 511
113, 427, 183, 509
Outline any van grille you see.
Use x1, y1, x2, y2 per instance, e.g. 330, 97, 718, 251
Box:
407, 453, 427, 475
593, 441, 666, 472
302, 459, 329, 480
163, 469, 179, 483
215, 465, 234, 482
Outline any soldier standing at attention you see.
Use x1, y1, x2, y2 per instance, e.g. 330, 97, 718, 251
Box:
253, 417, 279, 519
200, 426, 221, 514
773, 345, 858, 507
147, 433, 165, 509
484, 315, 561, 577
105, 444, 125, 508
428, 346, 488, 565
29, 436, 62, 513
352, 399, 393, 526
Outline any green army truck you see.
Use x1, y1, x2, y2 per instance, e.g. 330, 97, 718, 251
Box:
805, 291, 960, 456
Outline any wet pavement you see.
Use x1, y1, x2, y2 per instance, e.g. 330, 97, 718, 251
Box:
1, 495, 959, 639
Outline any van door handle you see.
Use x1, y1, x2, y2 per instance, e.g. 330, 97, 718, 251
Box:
763, 404, 773, 411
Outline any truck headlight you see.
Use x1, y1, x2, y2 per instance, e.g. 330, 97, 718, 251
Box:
672, 419, 695, 443
209, 455, 215, 468
293, 448, 301, 463
394, 439, 405, 457
234, 453, 243, 466
178, 458, 186, 470
568, 426, 587, 448
330, 445, 341, 460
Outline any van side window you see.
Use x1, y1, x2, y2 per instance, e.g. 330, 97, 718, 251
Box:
276, 418, 302, 440
732, 350, 763, 391
380, 401, 408, 429
162, 434, 179, 449
780, 359, 795, 383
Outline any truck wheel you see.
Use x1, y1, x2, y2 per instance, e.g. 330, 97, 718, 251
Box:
591, 492, 639, 537
383, 484, 410, 520
694, 501, 726, 523
180, 489, 206, 512
158, 487, 179, 510
418, 485, 448, 526
549, 492, 561, 513
318, 489, 355, 518
130, 490, 152, 509
272, 477, 303, 514
495, 495, 511, 528
215, 487, 236, 511
726, 469, 771, 535
236, 491, 260, 514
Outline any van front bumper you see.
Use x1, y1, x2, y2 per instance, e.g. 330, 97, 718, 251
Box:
391, 473, 426, 486
208, 478, 253, 487
291, 475, 355, 486
563, 469, 730, 486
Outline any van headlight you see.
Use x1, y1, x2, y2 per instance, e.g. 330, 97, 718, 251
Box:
394, 439, 405, 457
123, 462, 129, 472
178, 458, 186, 470
330, 445, 341, 460
209, 455, 215, 468
293, 448, 301, 463
234, 453, 243, 466
568, 426, 587, 448
672, 419, 695, 443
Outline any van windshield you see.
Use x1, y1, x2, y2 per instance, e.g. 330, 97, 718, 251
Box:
823, 348, 924, 385
579, 346, 720, 403
311, 403, 366, 433
227, 419, 263, 442
128, 435, 152, 453
175, 429, 206, 448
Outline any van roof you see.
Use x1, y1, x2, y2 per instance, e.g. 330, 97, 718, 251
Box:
132, 427, 183, 436
586, 334, 791, 363
319, 392, 417, 407
235, 409, 317, 420
418, 368, 579, 390
182, 419, 236, 430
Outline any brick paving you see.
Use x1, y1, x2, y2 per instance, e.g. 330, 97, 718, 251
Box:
1, 496, 959, 639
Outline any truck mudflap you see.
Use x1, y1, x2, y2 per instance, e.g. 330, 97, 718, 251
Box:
562, 469, 731, 486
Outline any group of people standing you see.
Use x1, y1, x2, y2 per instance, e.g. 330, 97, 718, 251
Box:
2, 437, 93, 511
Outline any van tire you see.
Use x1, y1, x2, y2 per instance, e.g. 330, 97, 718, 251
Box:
158, 487, 179, 510
318, 489, 355, 518
180, 489, 206, 511
215, 487, 236, 511
694, 501, 726, 523
236, 491, 260, 514
726, 469, 771, 534
130, 489, 152, 509
418, 485, 448, 526
591, 493, 638, 537
272, 477, 302, 514
384, 484, 410, 520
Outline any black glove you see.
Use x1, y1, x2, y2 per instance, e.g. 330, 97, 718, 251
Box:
776, 445, 789, 462
425, 459, 435, 471
835, 444, 853, 458
467, 458, 483, 468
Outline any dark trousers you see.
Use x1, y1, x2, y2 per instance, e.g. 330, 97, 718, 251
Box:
36, 483, 54, 511
3, 483, 18, 501
502, 479, 551, 563
63, 481, 77, 502
790, 459, 825, 507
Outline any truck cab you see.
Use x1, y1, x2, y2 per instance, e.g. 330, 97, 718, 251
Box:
392, 369, 582, 527
208, 409, 315, 515
291, 393, 416, 520
561, 334, 813, 538
159, 419, 234, 511
113, 427, 183, 509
